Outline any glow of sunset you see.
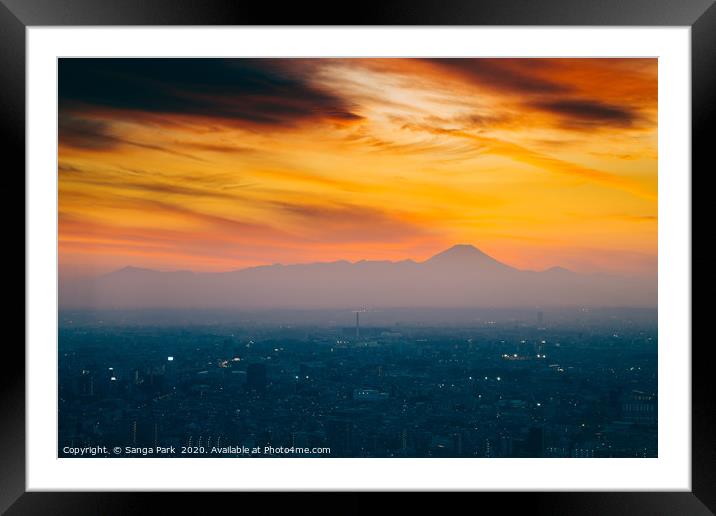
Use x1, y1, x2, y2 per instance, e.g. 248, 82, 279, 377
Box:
58, 58, 657, 278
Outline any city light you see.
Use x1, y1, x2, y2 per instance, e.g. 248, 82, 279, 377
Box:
59, 317, 657, 459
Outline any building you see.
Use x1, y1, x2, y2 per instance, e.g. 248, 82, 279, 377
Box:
621, 390, 657, 425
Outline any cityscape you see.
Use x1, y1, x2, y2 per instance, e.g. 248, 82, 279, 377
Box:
58, 307, 657, 458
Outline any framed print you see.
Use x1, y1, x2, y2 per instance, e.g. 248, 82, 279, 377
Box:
5, 0, 713, 513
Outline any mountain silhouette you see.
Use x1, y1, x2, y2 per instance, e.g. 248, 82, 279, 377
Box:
60, 245, 655, 309
424, 244, 516, 271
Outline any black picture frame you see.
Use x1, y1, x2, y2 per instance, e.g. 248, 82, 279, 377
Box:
4, 0, 712, 513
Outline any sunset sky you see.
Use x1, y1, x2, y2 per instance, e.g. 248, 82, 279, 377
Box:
58, 58, 657, 278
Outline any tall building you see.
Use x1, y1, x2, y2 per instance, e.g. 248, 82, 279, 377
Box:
79, 370, 94, 397
621, 390, 657, 425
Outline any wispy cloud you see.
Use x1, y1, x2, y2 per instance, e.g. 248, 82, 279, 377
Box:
59, 114, 205, 161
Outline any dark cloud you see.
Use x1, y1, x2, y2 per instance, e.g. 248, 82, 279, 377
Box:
58, 162, 84, 173
59, 58, 362, 128
423, 58, 570, 95
59, 114, 204, 160
422, 59, 643, 131
530, 99, 639, 128
58, 115, 118, 150
173, 141, 257, 154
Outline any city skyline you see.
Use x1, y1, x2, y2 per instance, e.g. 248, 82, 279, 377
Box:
58, 58, 657, 279
59, 308, 658, 458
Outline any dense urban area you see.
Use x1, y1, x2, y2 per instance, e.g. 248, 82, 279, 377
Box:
58, 308, 657, 458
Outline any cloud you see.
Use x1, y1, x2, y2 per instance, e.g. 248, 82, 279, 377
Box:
60, 193, 300, 245
399, 121, 655, 200
422, 58, 570, 95
64, 174, 241, 201
59, 113, 206, 160
419, 58, 649, 131
58, 115, 119, 150
529, 99, 639, 128
172, 141, 257, 154
59, 58, 363, 129
270, 200, 430, 243
567, 212, 657, 222
58, 162, 84, 173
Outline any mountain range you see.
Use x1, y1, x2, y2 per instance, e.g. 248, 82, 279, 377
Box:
59, 244, 656, 309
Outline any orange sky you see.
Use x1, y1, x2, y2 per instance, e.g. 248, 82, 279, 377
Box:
58, 58, 657, 278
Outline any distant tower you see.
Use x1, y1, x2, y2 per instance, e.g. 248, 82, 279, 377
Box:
356, 311, 360, 338
537, 311, 544, 326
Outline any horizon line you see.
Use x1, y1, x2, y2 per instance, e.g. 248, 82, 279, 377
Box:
65, 243, 579, 277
